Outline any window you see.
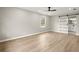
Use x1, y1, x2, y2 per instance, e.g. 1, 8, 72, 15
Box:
40, 16, 47, 28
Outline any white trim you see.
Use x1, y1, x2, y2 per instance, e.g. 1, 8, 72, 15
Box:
51, 31, 79, 36
51, 31, 68, 34
1, 31, 78, 43
0, 31, 49, 43
40, 16, 47, 28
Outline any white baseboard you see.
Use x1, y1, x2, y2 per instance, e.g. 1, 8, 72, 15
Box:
51, 31, 79, 36
0, 31, 49, 43
51, 31, 68, 34
1, 31, 78, 43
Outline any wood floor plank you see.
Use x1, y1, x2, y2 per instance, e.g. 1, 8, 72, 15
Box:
0, 32, 79, 52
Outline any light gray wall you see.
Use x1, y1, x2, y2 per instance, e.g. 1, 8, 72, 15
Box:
50, 16, 60, 32
0, 7, 51, 40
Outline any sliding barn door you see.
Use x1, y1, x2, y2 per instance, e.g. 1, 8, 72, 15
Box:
59, 16, 77, 34
59, 16, 68, 33
68, 16, 77, 34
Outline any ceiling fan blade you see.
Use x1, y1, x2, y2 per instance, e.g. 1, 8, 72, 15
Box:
48, 7, 56, 11
50, 9, 56, 11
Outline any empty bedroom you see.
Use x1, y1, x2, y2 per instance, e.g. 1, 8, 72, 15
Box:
0, 7, 79, 52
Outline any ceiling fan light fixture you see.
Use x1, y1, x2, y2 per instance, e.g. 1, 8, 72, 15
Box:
73, 8, 77, 10
69, 8, 72, 10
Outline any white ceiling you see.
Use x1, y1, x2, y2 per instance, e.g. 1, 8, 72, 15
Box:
19, 7, 79, 16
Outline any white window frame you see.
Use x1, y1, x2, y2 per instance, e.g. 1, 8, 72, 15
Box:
40, 16, 47, 28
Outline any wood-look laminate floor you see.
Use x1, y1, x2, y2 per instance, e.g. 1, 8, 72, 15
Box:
0, 32, 79, 52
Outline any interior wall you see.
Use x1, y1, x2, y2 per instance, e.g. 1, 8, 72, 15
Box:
50, 16, 60, 32
0, 7, 51, 40
50, 15, 79, 35
0, 7, 79, 41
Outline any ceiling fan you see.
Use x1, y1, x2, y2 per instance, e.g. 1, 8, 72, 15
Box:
39, 7, 56, 15
48, 7, 56, 11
